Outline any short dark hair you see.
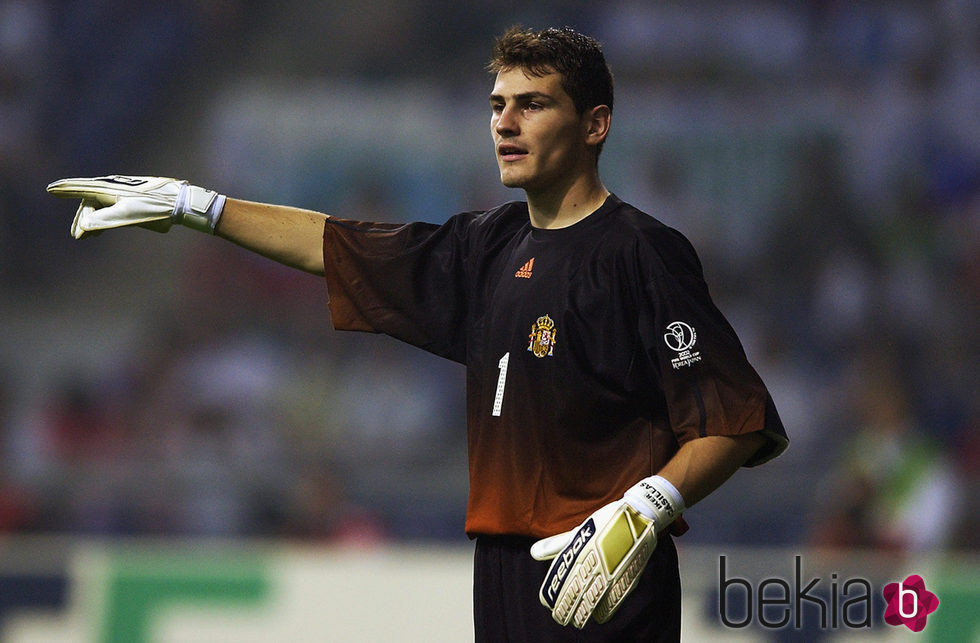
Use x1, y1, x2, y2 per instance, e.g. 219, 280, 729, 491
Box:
487, 26, 614, 117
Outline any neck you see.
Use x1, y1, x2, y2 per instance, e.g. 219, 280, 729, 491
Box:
525, 171, 610, 229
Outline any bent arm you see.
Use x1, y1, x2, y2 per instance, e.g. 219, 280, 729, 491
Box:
658, 432, 767, 508
215, 198, 329, 276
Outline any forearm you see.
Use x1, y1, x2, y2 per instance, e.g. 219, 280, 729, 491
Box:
657, 432, 766, 508
215, 198, 328, 275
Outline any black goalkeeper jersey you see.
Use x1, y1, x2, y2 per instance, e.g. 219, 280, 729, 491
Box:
322, 195, 787, 538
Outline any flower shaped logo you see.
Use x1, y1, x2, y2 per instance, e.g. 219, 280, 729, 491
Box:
882, 574, 939, 632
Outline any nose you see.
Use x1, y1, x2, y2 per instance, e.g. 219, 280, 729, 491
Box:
493, 104, 519, 137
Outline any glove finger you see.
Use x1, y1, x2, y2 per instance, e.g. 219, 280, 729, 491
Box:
531, 531, 574, 561
50, 183, 120, 207
73, 200, 170, 236
47, 177, 124, 201
72, 201, 100, 239
47, 176, 182, 204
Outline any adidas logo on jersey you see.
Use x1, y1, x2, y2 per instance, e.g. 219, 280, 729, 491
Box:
515, 257, 534, 278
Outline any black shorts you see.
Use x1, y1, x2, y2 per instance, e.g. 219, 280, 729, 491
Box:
473, 533, 681, 642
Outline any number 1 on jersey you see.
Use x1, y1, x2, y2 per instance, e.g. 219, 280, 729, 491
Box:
492, 352, 509, 416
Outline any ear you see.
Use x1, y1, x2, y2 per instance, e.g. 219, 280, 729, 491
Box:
583, 104, 611, 147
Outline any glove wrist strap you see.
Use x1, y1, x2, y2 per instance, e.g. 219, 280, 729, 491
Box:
175, 184, 226, 234
623, 475, 685, 531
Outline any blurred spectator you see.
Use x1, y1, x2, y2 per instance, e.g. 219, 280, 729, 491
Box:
811, 348, 964, 553
0, 371, 38, 532
280, 467, 387, 546
949, 412, 980, 549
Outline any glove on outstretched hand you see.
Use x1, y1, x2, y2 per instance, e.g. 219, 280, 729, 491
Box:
46, 175, 226, 239
531, 475, 684, 629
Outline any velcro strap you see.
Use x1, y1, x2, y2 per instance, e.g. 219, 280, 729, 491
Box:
178, 185, 226, 233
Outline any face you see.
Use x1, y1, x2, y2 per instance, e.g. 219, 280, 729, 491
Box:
490, 68, 594, 193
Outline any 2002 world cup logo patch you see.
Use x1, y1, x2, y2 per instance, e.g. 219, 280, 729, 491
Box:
664, 321, 701, 369
528, 314, 557, 358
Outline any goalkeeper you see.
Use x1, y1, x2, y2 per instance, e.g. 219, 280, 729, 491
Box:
48, 26, 788, 642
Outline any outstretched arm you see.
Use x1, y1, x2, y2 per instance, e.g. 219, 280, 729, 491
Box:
47, 175, 330, 276
216, 198, 328, 276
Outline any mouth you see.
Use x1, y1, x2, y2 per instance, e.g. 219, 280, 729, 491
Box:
497, 144, 528, 162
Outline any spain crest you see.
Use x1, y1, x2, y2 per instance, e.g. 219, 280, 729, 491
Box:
528, 314, 557, 358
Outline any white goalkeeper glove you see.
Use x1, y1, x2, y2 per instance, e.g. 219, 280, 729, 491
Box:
531, 475, 685, 629
46, 175, 226, 239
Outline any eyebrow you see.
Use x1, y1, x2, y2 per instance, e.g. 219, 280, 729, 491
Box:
489, 91, 554, 103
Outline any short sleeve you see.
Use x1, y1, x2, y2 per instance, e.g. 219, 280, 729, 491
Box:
322, 216, 471, 363
637, 228, 788, 465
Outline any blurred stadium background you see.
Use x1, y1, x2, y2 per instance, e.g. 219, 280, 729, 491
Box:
0, 1, 976, 641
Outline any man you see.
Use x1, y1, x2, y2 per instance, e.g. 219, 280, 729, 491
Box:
49, 26, 787, 642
